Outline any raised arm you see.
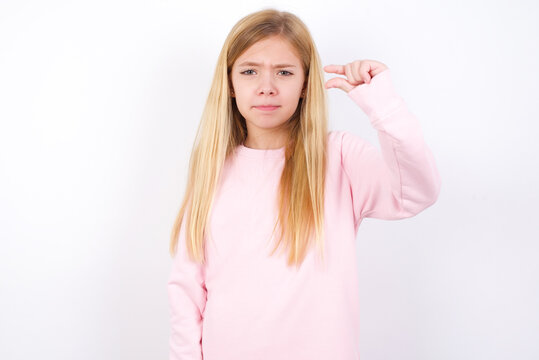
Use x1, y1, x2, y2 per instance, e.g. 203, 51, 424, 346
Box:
340, 68, 441, 225
167, 217, 207, 360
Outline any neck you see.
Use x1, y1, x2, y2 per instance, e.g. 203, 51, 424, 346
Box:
243, 131, 288, 150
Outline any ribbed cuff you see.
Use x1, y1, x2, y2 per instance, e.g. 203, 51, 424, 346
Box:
347, 68, 406, 129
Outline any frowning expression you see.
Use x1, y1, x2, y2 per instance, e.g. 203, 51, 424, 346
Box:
230, 36, 305, 137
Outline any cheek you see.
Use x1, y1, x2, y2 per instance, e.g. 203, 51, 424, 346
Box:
289, 82, 304, 95
283, 88, 302, 103
235, 94, 251, 113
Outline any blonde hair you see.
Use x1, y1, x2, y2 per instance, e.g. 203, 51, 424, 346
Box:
169, 8, 328, 269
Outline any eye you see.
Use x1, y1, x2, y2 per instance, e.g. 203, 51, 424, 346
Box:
240, 69, 294, 76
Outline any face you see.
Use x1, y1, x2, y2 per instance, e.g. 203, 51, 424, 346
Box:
230, 35, 305, 148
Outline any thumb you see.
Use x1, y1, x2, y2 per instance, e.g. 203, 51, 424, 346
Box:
325, 77, 355, 93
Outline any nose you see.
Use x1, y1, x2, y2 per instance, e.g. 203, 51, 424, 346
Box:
257, 72, 277, 96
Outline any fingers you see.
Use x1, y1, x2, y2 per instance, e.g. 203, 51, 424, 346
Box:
324, 60, 389, 93
344, 63, 361, 85
325, 61, 367, 85
323, 64, 345, 75
324, 77, 355, 93
360, 64, 371, 84
351, 62, 362, 84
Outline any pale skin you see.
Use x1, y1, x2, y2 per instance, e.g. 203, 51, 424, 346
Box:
323, 59, 388, 92
230, 36, 388, 149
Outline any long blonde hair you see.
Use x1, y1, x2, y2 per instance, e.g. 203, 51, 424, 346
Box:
169, 8, 328, 269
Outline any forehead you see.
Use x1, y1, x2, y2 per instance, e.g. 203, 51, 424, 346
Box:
234, 36, 301, 66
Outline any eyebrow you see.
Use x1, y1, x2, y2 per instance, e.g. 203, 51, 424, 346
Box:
237, 61, 297, 68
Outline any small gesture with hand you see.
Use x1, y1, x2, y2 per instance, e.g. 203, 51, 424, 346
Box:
323, 60, 388, 93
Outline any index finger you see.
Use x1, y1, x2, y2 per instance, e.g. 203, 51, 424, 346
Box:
323, 64, 345, 75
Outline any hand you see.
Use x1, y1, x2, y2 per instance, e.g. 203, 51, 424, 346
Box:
323, 60, 388, 93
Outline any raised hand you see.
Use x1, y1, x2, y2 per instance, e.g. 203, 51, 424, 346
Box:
323, 59, 388, 93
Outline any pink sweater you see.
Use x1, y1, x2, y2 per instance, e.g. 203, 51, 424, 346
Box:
168, 69, 441, 360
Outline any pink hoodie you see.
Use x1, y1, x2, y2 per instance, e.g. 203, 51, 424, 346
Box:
168, 68, 441, 360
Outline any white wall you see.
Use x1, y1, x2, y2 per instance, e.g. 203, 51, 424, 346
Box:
1, 0, 537, 359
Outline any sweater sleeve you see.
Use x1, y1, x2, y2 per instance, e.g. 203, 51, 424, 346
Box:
167, 216, 207, 360
340, 68, 441, 225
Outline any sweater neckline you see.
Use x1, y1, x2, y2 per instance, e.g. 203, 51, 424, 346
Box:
236, 143, 285, 159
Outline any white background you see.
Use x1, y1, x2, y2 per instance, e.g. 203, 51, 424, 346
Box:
1, 0, 538, 359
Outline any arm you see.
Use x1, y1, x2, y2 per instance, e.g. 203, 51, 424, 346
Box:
341, 68, 442, 225
167, 219, 207, 360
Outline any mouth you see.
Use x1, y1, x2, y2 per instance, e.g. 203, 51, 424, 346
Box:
254, 105, 280, 111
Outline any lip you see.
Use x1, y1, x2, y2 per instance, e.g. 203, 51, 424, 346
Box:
254, 105, 280, 111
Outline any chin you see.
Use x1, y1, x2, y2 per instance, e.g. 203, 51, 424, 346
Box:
248, 118, 288, 130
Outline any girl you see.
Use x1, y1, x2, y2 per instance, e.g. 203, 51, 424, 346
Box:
168, 8, 441, 360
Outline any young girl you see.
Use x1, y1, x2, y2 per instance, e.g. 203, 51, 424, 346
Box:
167, 8, 441, 360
